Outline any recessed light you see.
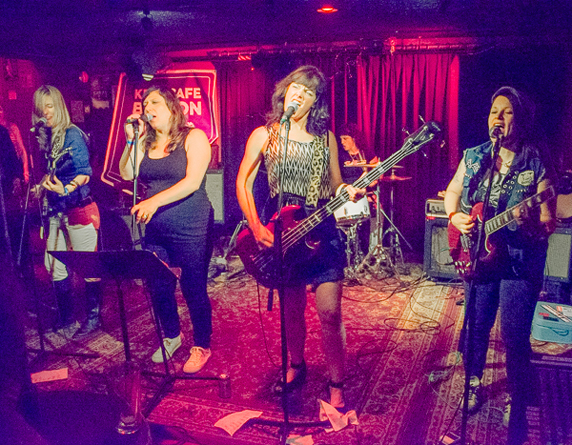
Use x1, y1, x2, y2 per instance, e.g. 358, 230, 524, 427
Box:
317, 5, 338, 13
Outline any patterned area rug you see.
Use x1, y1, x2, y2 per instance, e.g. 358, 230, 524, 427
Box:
21, 259, 572, 445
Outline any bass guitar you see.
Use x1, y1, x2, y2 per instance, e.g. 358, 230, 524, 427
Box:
448, 177, 572, 278
236, 121, 442, 288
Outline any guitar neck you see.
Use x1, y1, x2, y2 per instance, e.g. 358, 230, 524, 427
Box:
484, 186, 555, 235
281, 137, 428, 253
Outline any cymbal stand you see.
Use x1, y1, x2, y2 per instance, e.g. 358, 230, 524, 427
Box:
357, 183, 395, 279
382, 177, 412, 272
339, 221, 363, 284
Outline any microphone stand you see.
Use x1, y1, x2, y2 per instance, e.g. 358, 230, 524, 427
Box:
130, 125, 144, 249
460, 135, 503, 445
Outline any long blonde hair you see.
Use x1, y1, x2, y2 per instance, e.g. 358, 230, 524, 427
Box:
33, 85, 72, 150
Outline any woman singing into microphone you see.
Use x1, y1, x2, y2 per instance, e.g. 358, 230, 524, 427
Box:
236, 65, 364, 408
119, 87, 214, 374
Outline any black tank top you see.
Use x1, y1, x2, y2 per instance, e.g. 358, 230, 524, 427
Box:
139, 139, 211, 234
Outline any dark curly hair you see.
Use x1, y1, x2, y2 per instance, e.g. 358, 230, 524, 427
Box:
142, 86, 191, 153
266, 65, 330, 137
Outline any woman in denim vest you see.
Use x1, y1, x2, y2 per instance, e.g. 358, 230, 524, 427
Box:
444, 86, 555, 445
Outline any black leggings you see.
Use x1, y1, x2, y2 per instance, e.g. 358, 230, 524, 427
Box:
145, 211, 214, 348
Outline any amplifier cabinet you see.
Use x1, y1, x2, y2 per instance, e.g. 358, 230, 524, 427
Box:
544, 227, 572, 283
423, 217, 457, 281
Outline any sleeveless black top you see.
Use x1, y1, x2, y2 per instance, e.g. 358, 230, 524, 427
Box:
139, 138, 212, 235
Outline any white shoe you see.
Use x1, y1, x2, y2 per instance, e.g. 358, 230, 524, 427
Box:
183, 346, 211, 373
151, 334, 183, 363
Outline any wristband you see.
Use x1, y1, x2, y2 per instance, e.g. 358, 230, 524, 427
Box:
127, 139, 135, 146
62, 186, 70, 196
448, 212, 457, 221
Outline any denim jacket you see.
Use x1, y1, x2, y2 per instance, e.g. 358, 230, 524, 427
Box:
47, 126, 92, 214
460, 140, 549, 277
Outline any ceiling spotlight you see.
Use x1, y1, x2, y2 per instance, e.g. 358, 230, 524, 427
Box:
317, 5, 338, 13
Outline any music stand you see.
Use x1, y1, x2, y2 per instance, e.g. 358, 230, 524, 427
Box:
49, 250, 221, 417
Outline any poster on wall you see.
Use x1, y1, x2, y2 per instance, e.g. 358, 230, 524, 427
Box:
101, 69, 221, 190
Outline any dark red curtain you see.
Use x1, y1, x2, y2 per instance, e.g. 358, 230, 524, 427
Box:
357, 53, 460, 250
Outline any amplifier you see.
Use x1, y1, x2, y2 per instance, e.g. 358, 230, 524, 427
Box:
425, 199, 447, 219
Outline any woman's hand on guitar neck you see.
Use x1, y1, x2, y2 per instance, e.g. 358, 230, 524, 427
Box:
41, 174, 66, 195
450, 212, 475, 235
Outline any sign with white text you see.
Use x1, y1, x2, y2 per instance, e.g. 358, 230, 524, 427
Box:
101, 70, 220, 189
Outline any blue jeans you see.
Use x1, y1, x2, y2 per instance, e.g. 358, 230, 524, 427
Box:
462, 278, 540, 399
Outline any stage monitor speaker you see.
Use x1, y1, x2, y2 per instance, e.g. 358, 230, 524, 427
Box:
544, 227, 572, 283
531, 353, 572, 445
423, 217, 457, 281
205, 170, 224, 223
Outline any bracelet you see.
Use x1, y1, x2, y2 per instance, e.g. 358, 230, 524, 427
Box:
69, 180, 79, 189
62, 186, 70, 196
448, 212, 457, 221
126, 139, 135, 146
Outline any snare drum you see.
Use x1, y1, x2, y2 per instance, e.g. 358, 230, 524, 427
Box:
334, 196, 370, 226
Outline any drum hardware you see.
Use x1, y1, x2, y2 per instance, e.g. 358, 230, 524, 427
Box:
379, 168, 413, 274
344, 163, 402, 279
356, 182, 396, 279
335, 197, 370, 282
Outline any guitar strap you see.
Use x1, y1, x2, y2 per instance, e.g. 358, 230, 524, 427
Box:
305, 134, 327, 207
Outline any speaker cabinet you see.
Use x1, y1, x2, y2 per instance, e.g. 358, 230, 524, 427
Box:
423, 217, 457, 281
205, 170, 224, 223
544, 227, 572, 282
531, 353, 572, 445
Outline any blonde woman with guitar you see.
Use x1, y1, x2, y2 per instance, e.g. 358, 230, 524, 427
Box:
33, 86, 101, 338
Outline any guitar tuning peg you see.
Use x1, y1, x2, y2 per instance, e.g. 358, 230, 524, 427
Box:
418, 115, 426, 124
402, 127, 410, 136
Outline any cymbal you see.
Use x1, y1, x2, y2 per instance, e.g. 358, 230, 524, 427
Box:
378, 174, 412, 182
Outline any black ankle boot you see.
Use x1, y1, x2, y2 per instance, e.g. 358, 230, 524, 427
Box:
75, 281, 102, 338
53, 278, 74, 330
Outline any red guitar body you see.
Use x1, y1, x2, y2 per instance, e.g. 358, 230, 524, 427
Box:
235, 205, 320, 288
447, 202, 497, 278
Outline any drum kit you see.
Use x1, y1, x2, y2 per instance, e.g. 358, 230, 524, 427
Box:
336, 163, 412, 281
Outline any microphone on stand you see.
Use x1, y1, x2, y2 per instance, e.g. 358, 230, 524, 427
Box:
280, 102, 300, 124
30, 117, 47, 132
489, 124, 504, 139
126, 113, 153, 124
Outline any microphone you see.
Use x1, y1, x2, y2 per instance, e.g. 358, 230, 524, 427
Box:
280, 102, 300, 124
489, 124, 504, 138
126, 113, 153, 124
30, 117, 47, 132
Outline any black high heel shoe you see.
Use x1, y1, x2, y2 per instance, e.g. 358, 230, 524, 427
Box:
273, 360, 307, 394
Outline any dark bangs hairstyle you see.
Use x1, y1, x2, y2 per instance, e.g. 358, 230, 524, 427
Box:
142, 86, 191, 153
491, 86, 535, 147
266, 65, 330, 137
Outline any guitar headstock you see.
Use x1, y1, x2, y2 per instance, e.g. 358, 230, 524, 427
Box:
403, 120, 443, 155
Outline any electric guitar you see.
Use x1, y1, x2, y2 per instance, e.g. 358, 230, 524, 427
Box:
39, 148, 71, 238
448, 177, 572, 278
236, 121, 442, 287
